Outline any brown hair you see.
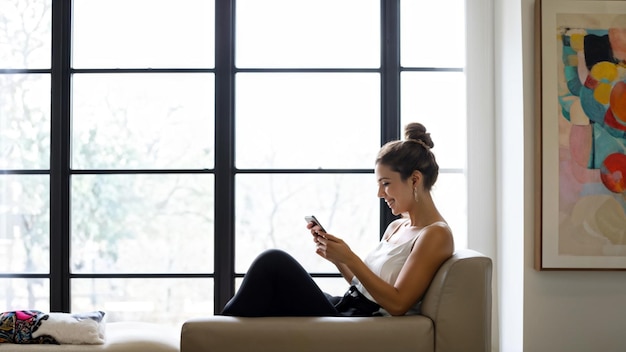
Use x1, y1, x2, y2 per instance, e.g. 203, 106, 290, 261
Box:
376, 122, 439, 190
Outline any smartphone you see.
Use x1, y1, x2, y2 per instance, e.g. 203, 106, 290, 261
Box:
304, 215, 327, 233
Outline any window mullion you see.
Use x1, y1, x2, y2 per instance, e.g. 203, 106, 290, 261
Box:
380, 0, 401, 236
50, 0, 72, 312
214, 0, 236, 312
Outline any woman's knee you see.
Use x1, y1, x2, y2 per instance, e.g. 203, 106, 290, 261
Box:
254, 248, 293, 265
248, 249, 305, 275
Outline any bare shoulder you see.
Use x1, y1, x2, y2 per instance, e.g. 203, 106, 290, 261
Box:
422, 221, 453, 237
414, 222, 454, 256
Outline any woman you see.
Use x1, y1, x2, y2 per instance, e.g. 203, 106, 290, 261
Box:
221, 122, 454, 317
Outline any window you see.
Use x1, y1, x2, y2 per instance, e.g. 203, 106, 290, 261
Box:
0, 0, 466, 324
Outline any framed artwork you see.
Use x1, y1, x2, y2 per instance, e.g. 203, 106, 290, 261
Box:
535, 0, 626, 270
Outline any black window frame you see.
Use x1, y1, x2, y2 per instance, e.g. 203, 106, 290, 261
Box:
0, 0, 464, 314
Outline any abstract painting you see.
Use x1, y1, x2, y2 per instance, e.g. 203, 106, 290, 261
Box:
536, 0, 626, 269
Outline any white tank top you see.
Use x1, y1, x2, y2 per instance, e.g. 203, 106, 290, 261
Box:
352, 233, 422, 316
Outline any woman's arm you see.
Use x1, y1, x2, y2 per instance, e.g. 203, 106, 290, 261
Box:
319, 224, 453, 316
334, 262, 354, 283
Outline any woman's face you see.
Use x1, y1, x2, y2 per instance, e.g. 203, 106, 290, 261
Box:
375, 163, 414, 216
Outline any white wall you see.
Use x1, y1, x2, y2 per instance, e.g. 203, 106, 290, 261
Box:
466, 1, 500, 350
496, 0, 525, 349
468, 0, 525, 350
517, 0, 626, 351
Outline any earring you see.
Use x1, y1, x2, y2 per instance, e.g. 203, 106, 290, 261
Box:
413, 188, 419, 203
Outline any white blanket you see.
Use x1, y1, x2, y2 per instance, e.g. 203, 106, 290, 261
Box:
32, 312, 106, 345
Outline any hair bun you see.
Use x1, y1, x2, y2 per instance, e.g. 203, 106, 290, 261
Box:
404, 122, 434, 149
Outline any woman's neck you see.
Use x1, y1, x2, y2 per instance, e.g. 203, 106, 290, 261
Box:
404, 194, 444, 228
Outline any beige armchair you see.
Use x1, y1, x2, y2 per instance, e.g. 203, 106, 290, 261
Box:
181, 249, 492, 352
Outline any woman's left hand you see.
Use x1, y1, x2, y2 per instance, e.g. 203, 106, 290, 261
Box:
314, 233, 356, 265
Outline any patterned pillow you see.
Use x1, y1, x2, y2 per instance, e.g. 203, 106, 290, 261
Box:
0, 310, 58, 344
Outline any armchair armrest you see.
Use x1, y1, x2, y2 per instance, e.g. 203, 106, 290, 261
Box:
421, 249, 493, 352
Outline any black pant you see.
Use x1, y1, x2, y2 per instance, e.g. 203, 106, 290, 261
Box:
221, 249, 340, 317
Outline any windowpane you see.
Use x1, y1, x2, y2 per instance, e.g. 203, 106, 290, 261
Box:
235, 174, 380, 273
0, 74, 51, 169
236, 0, 379, 68
0, 175, 49, 273
313, 277, 350, 297
0, 279, 50, 311
0, 0, 51, 69
401, 71, 467, 170
72, 0, 214, 69
401, 0, 465, 68
236, 73, 380, 169
71, 174, 213, 273
72, 278, 213, 326
72, 74, 214, 170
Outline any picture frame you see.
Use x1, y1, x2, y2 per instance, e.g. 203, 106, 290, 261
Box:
535, 0, 626, 270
